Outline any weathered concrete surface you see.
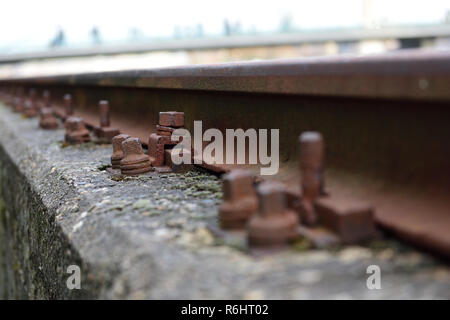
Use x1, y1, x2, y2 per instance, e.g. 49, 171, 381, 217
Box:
0, 104, 449, 299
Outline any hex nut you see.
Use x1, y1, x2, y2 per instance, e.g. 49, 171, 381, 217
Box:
65, 117, 91, 144
148, 133, 177, 167
39, 108, 58, 129
111, 134, 131, 169
159, 111, 184, 127
120, 137, 152, 175
164, 148, 193, 173
248, 182, 299, 248
13, 97, 24, 113
218, 169, 258, 229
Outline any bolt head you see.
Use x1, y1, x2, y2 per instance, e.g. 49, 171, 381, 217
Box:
111, 134, 131, 161
248, 182, 299, 247
122, 137, 143, 156
299, 131, 324, 169
65, 117, 90, 143
73, 119, 85, 131
219, 169, 258, 229
121, 137, 150, 165
66, 117, 84, 131
222, 169, 256, 201
39, 108, 58, 129
120, 137, 151, 174
257, 182, 287, 216
159, 111, 184, 127
63, 94, 73, 117
99, 100, 110, 127
39, 107, 53, 116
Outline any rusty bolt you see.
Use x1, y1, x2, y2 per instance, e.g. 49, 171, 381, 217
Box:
99, 100, 110, 128
159, 111, 184, 127
23, 88, 38, 117
9, 87, 19, 106
16, 87, 24, 99
42, 90, 50, 108
248, 181, 299, 248
111, 134, 131, 169
65, 117, 91, 144
164, 148, 193, 173
120, 137, 152, 175
3, 87, 11, 104
39, 108, 58, 129
93, 100, 120, 141
63, 94, 73, 119
148, 133, 178, 167
218, 169, 258, 229
13, 97, 24, 113
13, 87, 25, 112
3, 88, 12, 106
298, 132, 324, 226
0, 88, 6, 102
8, 87, 16, 102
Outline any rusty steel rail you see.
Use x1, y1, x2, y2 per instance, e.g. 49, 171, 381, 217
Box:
1, 49, 450, 258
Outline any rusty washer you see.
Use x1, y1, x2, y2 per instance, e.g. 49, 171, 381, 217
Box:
248, 181, 299, 248
111, 134, 131, 169
218, 169, 258, 229
298, 131, 324, 226
120, 137, 152, 175
65, 117, 91, 144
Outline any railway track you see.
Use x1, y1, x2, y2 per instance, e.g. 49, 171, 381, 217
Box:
0, 49, 449, 258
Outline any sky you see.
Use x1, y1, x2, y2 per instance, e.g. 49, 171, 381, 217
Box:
0, 0, 449, 53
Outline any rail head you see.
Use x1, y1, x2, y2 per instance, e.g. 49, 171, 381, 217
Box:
2, 49, 450, 102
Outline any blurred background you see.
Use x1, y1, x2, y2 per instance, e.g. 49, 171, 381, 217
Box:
1, 0, 450, 77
